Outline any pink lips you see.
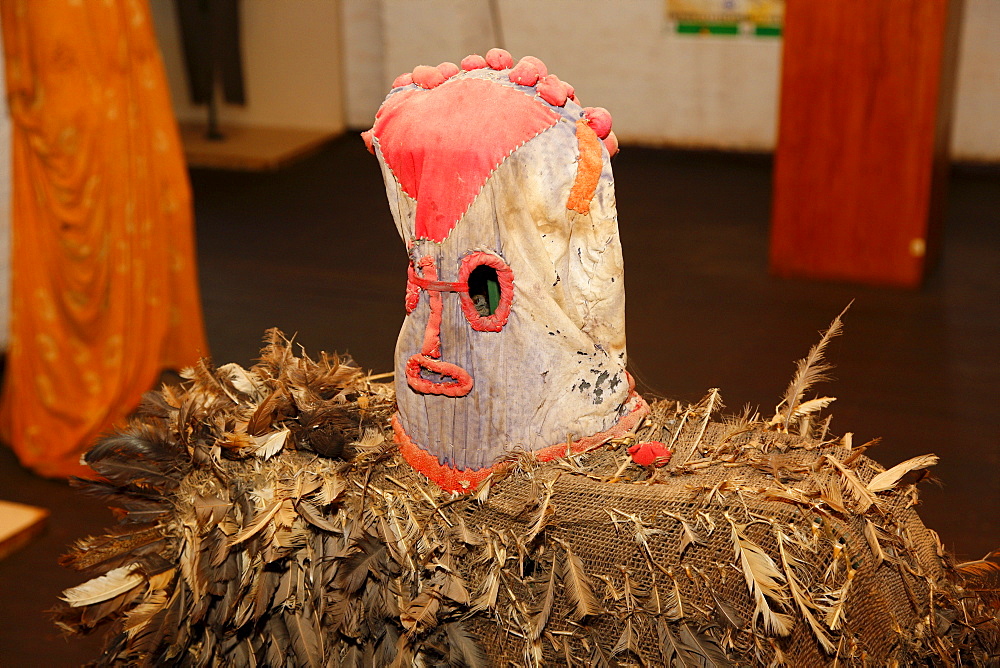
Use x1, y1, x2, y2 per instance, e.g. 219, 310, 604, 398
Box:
405, 354, 473, 397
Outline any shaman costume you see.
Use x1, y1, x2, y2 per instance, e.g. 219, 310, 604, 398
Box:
52, 51, 999, 667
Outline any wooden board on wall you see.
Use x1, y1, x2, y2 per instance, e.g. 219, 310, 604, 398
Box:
179, 124, 340, 171
0, 499, 48, 560
770, 0, 963, 288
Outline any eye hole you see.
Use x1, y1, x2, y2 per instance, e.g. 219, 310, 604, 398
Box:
467, 264, 500, 316
458, 251, 513, 332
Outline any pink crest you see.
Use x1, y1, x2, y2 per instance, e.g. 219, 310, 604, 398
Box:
373, 78, 560, 242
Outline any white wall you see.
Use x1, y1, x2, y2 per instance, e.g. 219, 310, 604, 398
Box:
499, 0, 781, 151
341, 0, 386, 129
951, 0, 1000, 162
142, 0, 997, 160
343, 0, 998, 161
150, 0, 345, 132
346, 0, 780, 151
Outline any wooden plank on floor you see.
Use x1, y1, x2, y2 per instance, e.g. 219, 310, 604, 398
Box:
180, 124, 341, 171
0, 499, 48, 560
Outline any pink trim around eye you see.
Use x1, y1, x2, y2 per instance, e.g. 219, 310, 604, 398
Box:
458, 251, 514, 332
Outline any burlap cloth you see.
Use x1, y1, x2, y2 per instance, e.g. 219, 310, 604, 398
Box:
55, 332, 999, 666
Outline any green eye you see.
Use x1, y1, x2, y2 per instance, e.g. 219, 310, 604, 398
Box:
467, 264, 501, 316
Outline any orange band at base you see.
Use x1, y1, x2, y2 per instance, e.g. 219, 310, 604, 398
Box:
393, 390, 650, 494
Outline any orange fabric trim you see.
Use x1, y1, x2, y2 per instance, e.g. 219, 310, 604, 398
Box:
0, 2, 207, 478
566, 119, 604, 215
403, 256, 474, 397
404, 354, 474, 397
393, 414, 494, 493
415, 258, 443, 358
532, 392, 649, 463
393, 390, 650, 494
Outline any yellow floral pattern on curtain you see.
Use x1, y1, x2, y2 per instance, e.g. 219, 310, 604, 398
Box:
0, 0, 207, 477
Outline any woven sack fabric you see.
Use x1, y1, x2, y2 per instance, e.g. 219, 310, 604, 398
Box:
54, 333, 1000, 666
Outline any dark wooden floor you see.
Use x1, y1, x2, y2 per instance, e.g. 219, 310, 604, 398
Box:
1, 137, 997, 665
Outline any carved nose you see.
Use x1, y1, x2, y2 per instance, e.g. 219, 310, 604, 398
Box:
405, 354, 473, 397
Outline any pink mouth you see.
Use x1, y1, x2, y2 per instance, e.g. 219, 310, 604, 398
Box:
405, 354, 473, 397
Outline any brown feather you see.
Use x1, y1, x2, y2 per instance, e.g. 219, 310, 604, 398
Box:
555, 538, 601, 621
773, 305, 849, 431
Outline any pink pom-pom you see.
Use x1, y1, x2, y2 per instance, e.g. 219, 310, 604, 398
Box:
520, 56, 548, 78
461, 54, 488, 70
485, 48, 513, 70
628, 441, 672, 467
361, 129, 375, 154
603, 131, 619, 158
562, 81, 575, 99
437, 61, 460, 78
583, 107, 613, 139
412, 65, 446, 89
392, 72, 413, 88
508, 60, 539, 86
536, 74, 568, 107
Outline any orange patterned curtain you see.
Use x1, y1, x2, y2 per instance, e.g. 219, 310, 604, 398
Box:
0, 0, 207, 477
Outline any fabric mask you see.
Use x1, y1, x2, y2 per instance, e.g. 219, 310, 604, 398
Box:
365, 50, 649, 492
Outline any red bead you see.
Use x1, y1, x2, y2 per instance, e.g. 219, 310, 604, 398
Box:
537, 74, 568, 107
520, 55, 548, 77
412, 65, 446, 89
603, 131, 619, 158
584, 107, 613, 139
361, 129, 375, 154
437, 61, 460, 78
460, 54, 488, 70
508, 60, 539, 86
628, 441, 671, 467
485, 48, 513, 70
